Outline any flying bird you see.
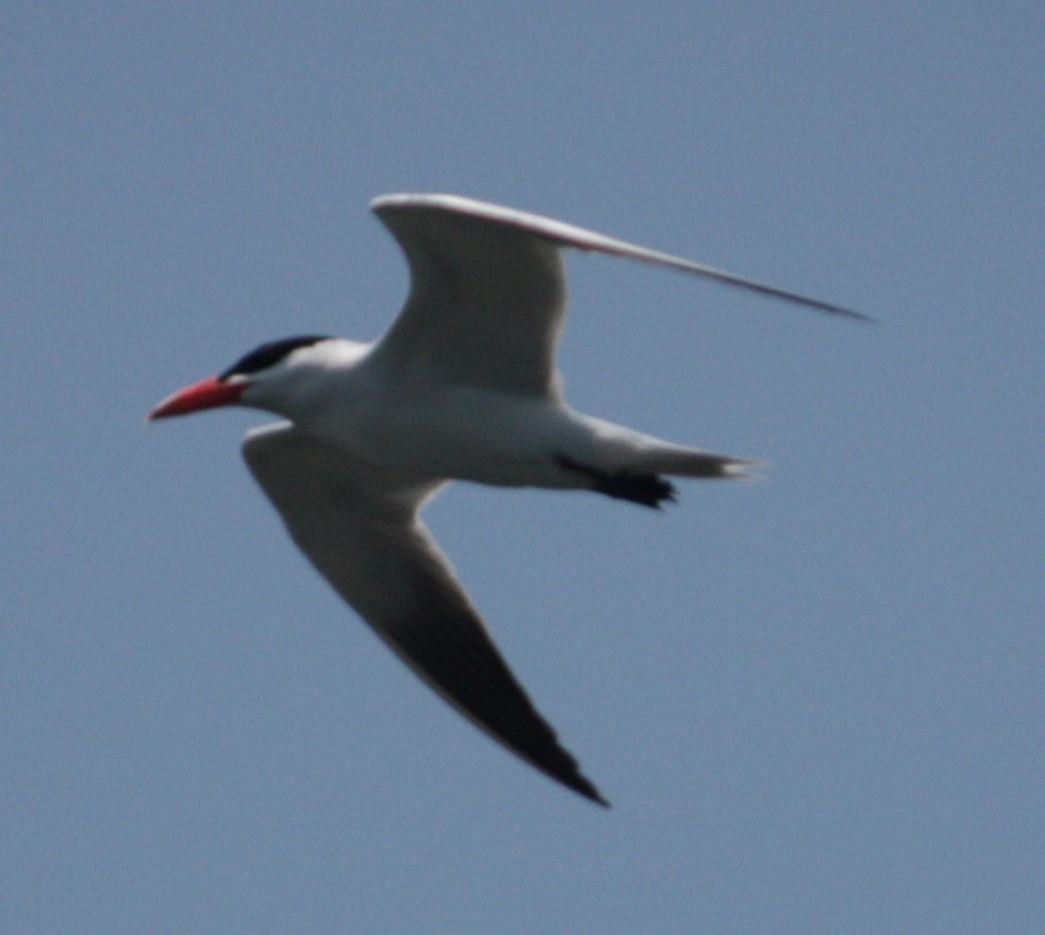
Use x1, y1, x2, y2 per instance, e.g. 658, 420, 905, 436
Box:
150, 194, 867, 806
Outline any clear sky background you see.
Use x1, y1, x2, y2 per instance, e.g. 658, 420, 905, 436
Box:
4, 4, 1041, 933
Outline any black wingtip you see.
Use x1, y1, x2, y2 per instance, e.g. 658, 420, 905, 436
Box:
520, 727, 609, 807
565, 773, 611, 808
801, 296, 877, 324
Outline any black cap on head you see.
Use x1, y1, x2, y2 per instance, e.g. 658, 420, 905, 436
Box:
219, 336, 330, 380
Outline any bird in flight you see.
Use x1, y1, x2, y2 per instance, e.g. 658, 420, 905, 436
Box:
150, 194, 867, 806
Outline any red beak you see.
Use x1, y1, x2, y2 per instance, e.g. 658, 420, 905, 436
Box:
148, 377, 246, 421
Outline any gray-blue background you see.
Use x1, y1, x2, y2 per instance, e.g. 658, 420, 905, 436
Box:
4, 4, 1041, 933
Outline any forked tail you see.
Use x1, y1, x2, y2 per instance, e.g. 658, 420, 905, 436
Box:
555, 446, 758, 509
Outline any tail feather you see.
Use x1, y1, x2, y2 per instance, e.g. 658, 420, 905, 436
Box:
555, 445, 760, 509
555, 416, 761, 506
631, 445, 760, 480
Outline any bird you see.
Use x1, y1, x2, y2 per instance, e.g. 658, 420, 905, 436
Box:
149, 193, 867, 806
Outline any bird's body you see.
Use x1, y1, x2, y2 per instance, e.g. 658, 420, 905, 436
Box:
248, 340, 736, 492
151, 194, 865, 805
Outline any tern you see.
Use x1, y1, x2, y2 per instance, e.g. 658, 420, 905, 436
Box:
150, 194, 867, 806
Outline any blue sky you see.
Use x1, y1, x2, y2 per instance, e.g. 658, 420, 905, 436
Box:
3, 3, 1041, 933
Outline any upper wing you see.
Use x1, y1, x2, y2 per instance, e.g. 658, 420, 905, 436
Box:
242, 422, 607, 806
368, 193, 871, 397
369, 194, 569, 398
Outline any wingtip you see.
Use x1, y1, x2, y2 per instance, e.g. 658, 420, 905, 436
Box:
831, 305, 878, 324
571, 776, 611, 808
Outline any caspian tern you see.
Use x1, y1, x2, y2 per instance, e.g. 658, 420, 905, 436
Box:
150, 194, 867, 806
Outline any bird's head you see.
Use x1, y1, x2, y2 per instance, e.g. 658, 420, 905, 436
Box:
148, 335, 333, 421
